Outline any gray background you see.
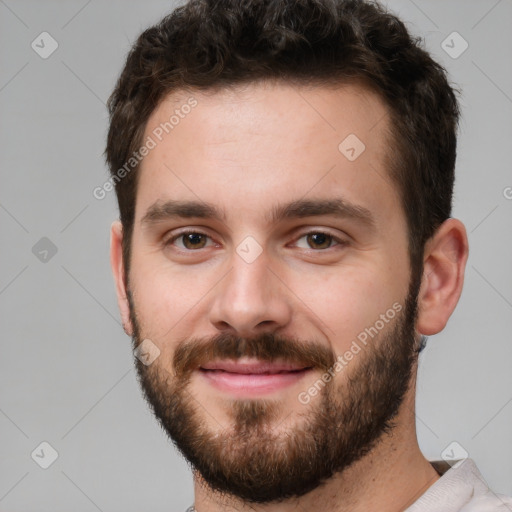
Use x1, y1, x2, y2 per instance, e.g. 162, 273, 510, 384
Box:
1, 0, 511, 510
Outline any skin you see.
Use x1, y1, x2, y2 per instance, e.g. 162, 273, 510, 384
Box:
110, 80, 469, 512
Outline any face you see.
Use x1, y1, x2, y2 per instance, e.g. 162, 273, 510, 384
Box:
121, 81, 423, 503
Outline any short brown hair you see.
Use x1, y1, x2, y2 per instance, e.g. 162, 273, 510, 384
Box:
105, 0, 460, 282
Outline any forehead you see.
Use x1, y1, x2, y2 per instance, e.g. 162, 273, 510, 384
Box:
135, 80, 400, 230
149, 80, 389, 151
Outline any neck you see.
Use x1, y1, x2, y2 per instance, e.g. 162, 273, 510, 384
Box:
192, 378, 440, 512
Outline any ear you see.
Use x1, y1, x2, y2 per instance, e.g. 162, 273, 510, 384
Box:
110, 220, 134, 336
416, 218, 469, 336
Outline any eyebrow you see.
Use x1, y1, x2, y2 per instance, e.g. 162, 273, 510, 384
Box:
141, 197, 376, 230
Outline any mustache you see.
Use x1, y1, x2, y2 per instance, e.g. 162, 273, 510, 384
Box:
172, 331, 337, 379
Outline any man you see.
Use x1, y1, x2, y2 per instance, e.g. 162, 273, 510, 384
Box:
105, 0, 512, 510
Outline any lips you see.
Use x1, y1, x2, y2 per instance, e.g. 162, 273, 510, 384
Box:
198, 359, 313, 396
200, 360, 311, 374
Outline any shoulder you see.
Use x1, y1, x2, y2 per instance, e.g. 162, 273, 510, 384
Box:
406, 459, 512, 512
459, 491, 512, 512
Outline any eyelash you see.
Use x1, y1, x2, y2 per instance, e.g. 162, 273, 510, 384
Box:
164, 229, 347, 252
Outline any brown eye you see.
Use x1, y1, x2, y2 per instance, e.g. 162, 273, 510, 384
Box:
306, 232, 333, 250
293, 231, 347, 251
182, 233, 207, 249
167, 231, 213, 250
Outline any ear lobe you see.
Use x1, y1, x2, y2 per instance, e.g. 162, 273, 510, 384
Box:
110, 220, 134, 336
416, 218, 469, 336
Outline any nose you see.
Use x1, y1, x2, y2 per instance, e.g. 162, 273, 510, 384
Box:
208, 249, 293, 337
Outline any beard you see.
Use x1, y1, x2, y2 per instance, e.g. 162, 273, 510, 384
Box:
127, 273, 421, 504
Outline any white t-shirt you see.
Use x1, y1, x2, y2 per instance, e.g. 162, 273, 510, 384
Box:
185, 458, 512, 512
406, 459, 512, 511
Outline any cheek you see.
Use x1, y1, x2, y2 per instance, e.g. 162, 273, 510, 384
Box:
129, 256, 212, 341
289, 263, 405, 348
